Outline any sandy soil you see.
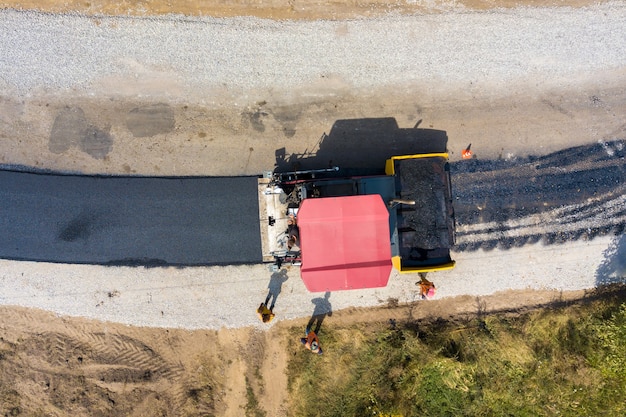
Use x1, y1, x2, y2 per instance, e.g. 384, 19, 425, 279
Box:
0, 0, 606, 20
0, 288, 593, 416
0, 0, 624, 415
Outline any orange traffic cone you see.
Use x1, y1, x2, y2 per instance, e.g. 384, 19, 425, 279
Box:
461, 144, 473, 159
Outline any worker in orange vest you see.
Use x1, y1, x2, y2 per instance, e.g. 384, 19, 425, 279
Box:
418, 276, 436, 300
300, 327, 323, 354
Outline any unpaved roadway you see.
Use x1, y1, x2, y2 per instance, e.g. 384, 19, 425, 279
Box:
1, 4, 626, 177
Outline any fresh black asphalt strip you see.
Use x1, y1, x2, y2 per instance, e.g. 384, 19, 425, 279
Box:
0, 170, 263, 266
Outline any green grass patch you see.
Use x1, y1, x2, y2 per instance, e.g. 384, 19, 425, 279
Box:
245, 376, 266, 417
286, 285, 626, 417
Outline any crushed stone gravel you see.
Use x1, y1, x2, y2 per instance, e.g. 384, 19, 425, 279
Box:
0, 234, 622, 330
1, 4, 625, 100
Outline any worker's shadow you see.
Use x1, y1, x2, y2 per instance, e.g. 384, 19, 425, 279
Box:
265, 269, 289, 310
307, 292, 333, 334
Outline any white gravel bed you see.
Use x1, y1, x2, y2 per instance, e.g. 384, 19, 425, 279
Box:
0, 3, 625, 100
0, 234, 620, 330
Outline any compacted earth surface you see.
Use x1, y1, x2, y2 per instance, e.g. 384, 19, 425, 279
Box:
0, 0, 625, 415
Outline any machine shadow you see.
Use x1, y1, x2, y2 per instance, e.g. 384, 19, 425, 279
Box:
274, 117, 448, 175
595, 233, 626, 287
452, 139, 626, 252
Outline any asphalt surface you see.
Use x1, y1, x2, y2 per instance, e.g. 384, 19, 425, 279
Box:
1, 139, 623, 267
0, 171, 262, 265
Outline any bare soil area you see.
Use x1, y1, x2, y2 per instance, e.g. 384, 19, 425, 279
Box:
3, 79, 625, 176
0, 288, 590, 416
0, 0, 605, 20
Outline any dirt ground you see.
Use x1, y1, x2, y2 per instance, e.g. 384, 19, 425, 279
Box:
3, 78, 625, 177
0, 0, 624, 415
0, 288, 590, 416
0, 0, 603, 20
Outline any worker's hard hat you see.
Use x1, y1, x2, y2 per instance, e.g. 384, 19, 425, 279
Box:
311, 341, 319, 352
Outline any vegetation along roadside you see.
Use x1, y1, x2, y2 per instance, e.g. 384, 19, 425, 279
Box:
286, 285, 626, 417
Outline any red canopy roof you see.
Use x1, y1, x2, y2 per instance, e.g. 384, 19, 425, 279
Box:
298, 194, 392, 292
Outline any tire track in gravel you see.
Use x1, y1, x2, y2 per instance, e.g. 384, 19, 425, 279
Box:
452, 139, 626, 252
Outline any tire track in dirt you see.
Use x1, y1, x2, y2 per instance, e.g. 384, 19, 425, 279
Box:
88, 332, 184, 379
0, 306, 220, 415
24, 331, 186, 408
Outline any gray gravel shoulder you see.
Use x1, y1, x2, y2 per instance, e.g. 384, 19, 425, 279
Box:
1, 4, 625, 100
0, 234, 621, 330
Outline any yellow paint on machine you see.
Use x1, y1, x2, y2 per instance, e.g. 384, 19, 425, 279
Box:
385, 153, 450, 175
